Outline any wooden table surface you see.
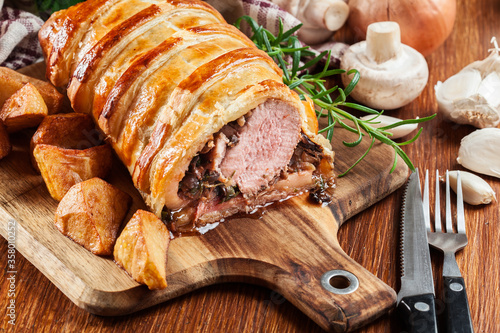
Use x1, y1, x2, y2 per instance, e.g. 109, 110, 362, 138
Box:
1, 0, 499, 332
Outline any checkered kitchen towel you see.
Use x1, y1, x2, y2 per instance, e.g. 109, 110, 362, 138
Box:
0, 0, 88, 69
0, 7, 44, 69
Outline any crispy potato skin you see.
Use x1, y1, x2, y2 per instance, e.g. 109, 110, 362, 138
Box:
0, 119, 11, 160
31, 113, 100, 149
31, 113, 112, 199
114, 209, 170, 290
34, 143, 113, 201
55, 177, 132, 255
0, 83, 48, 133
0, 66, 64, 114
30, 113, 105, 172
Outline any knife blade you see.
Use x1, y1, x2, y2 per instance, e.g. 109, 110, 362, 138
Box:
397, 170, 438, 333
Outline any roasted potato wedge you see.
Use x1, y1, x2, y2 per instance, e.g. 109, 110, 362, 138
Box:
34, 143, 113, 201
30, 113, 105, 171
0, 83, 48, 133
0, 119, 11, 160
31, 113, 112, 199
55, 177, 131, 255
0, 66, 64, 114
114, 210, 170, 290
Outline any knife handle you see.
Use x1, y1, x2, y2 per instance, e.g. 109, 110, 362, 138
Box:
443, 276, 474, 333
397, 293, 438, 333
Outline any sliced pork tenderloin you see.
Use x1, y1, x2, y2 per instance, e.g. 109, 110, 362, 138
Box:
219, 99, 301, 196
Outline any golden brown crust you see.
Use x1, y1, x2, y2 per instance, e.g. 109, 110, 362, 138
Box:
30, 113, 103, 171
39, 0, 335, 220
113, 209, 170, 290
132, 47, 281, 194
55, 177, 131, 255
0, 66, 64, 114
34, 144, 113, 201
39, 0, 120, 87
0, 83, 48, 133
32, 113, 112, 200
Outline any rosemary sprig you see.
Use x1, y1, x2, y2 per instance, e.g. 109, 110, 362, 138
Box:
235, 16, 435, 177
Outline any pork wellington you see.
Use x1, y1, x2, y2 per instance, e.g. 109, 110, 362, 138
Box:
39, 0, 335, 230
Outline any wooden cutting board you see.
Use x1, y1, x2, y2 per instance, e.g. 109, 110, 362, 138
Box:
0, 63, 408, 332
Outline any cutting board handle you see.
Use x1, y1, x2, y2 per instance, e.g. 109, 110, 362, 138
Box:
191, 197, 397, 332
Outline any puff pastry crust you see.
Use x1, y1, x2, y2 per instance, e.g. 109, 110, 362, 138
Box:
39, 0, 335, 230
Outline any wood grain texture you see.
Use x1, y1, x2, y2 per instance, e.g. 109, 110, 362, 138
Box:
0, 88, 406, 331
1, 0, 500, 331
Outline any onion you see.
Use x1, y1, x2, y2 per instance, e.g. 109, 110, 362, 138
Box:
347, 0, 456, 57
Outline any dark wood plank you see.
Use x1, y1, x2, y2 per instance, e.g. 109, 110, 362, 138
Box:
0, 103, 406, 331
1, 0, 500, 331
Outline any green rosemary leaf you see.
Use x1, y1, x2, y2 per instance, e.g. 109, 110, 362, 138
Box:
311, 85, 339, 100
342, 102, 380, 114
234, 15, 434, 176
234, 16, 258, 32
378, 114, 437, 130
280, 22, 303, 40
338, 137, 376, 177
317, 69, 345, 78
261, 29, 273, 53
327, 111, 334, 141
390, 151, 399, 173
335, 117, 359, 134
318, 121, 335, 134
338, 69, 360, 98
397, 128, 423, 146
298, 51, 329, 71
342, 119, 363, 147
288, 79, 305, 90
337, 87, 347, 103
276, 54, 290, 82
275, 19, 284, 44
395, 145, 415, 171
290, 37, 301, 78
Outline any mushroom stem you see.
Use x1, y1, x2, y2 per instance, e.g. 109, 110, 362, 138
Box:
303, 0, 349, 31
366, 21, 402, 64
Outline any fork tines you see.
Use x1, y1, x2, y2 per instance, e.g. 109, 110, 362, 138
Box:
423, 170, 465, 235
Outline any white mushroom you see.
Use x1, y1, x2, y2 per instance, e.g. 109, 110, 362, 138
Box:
360, 114, 418, 139
340, 21, 429, 110
435, 37, 500, 128
269, 0, 350, 44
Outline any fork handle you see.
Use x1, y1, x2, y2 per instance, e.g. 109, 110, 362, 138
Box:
443, 276, 474, 333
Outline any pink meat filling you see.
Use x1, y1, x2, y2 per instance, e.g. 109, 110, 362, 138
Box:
219, 99, 301, 195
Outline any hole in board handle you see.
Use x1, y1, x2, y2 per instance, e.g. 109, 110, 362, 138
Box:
321, 270, 359, 295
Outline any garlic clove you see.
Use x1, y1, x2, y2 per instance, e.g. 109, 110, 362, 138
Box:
450, 96, 500, 128
360, 114, 417, 139
441, 170, 496, 205
457, 128, 500, 178
435, 69, 482, 105
435, 38, 500, 128
476, 71, 500, 107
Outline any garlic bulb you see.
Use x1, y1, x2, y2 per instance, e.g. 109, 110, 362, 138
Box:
435, 38, 500, 128
442, 171, 496, 205
457, 128, 500, 178
360, 115, 418, 139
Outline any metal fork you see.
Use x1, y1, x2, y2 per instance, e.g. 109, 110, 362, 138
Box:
423, 170, 474, 333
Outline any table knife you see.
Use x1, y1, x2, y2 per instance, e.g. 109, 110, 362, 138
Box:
397, 170, 438, 333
